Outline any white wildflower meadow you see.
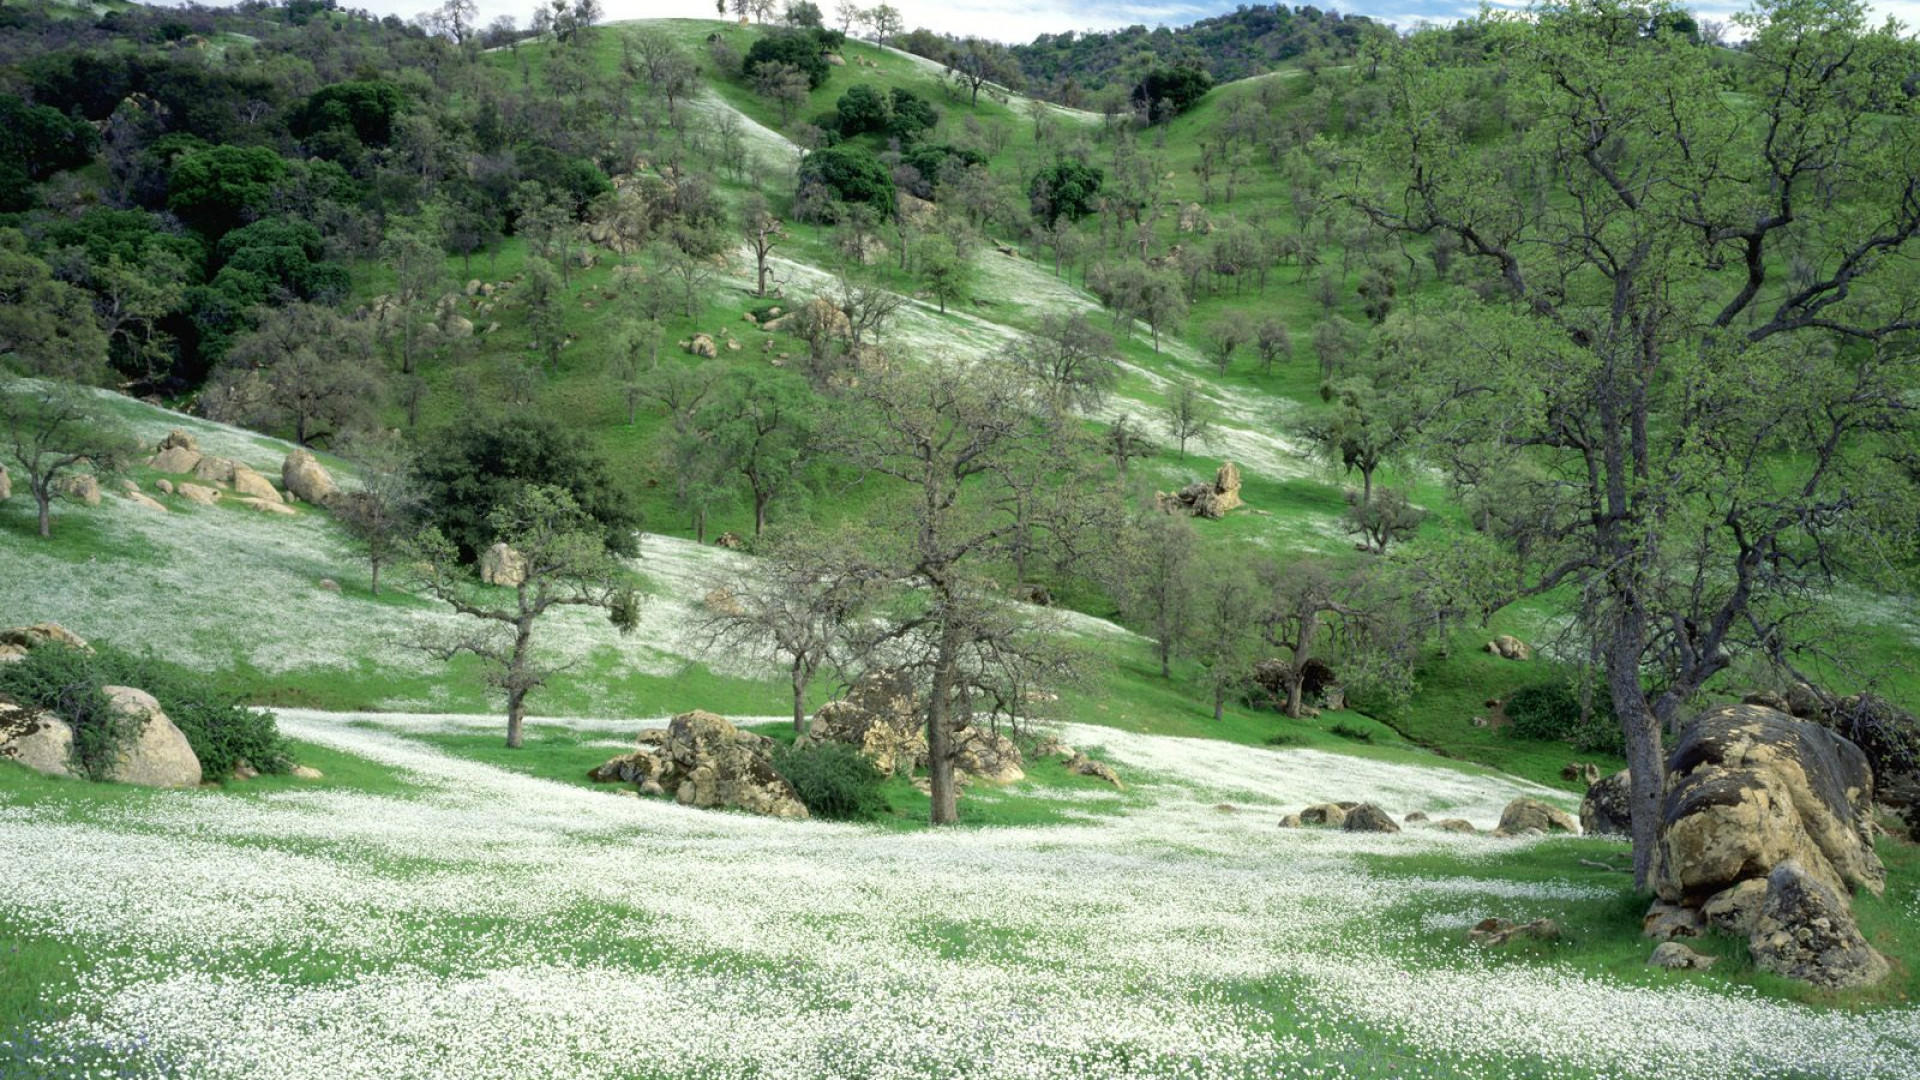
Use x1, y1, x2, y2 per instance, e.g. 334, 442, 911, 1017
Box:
4, 711, 1915, 1080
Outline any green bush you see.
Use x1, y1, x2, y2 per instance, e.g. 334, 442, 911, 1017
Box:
773, 741, 889, 821
1506, 680, 1622, 755
1328, 721, 1374, 744
0, 641, 289, 781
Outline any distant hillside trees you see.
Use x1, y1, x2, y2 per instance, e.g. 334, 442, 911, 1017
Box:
796, 144, 895, 220
744, 28, 837, 89
415, 413, 642, 561
1132, 65, 1212, 124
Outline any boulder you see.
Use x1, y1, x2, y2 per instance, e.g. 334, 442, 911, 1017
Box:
61, 474, 100, 506
282, 450, 338, 505
480, 543, 528, 587
1432, 818, 1478, 834
1580, 769, 1633, 837
0, 699, 77, 778
1212, 462, 1243, 512
1404, 811, 1429, 823
715, 531, 745, 551
291, 764, 324, 779
1642, 900, 1705, 941
176, 483, 221, 506
148, 446, 202, 474
1749, 860, 1890, 990
1298, 803, 1348, 827
1278, 812, 1303, 828
803, 671, 926, 777
1493, 797, 1580, 837
1064, 752, 1123, 789
125, 492, 167, 513
156, 429, 198, 453
0, 623, 91, 654
1342, 803, 1400, 833
1653, 704, 1882, 907
98, 686, 202, 789
1701, 878, 1769, 936
155, 479, 173, 495
801, 297, 852, 341
688, 333, 719, 358
192, 455, 236, 486
1561, 761, 1603, 786
1485, 635, 1532, 661
659, 710, 807, 818
950, 726, 1025, 784
1031, 735, 1076, 761
231, 466, 281, 503
898, 192, 937, 226
1468, 918, 1561, 947
1649, 942, 1717, 971
235, 496, 295, 516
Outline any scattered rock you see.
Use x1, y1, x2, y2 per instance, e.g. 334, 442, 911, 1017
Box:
1278, 812, 1303, 828
950, 726, 1025, 785
282, 449, 338, 505
156, 429, 199, 453
192, 455, 236, 486
1493, 797, 1580, 837
1065, 752, 1123, 788
125, 491, 167, 513
235, 496, 295, 516
117, 477, 139, 494
1468, 917, 1561, 947
715, 531, 745, 551
1432, 818, 1478, 834
688, 333, 719, 358
1485, 635, 1532, 661
668, 711, 807, 818
1298, 803, 1348, 827
0, 623, 90, 654
1749, 860, 1890, 989
61, 474, 100, 506
231, 466, 282, 503
1649, 942, 1717, 971
480, 543, 528, 587
1580, 769, 1633, 837
1561, 761, 1602, 786
98, 686, 202, 788
291, 764, 324, 780
1342, 803, 1400, 833
1404, 811, 1429, 823
0, 698, 77, 778
149, 445, 203, 474
318, 579, 341, 593
1031, 735, 1076, 760
1642, 900, 1706, 941
155, 479, 173, 495
176, 483, 221, 506
703, 587, 744, 616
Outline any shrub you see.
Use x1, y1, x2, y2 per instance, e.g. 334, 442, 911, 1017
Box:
745, 31, 831, 90
796, 144, 894, 218
1029, 160, 1104, 226
773, 741, 888, 821
0, 641, 289, 780
1131, 66, 1212, 123
1328, 721, 1374, 744
1506, 679, 1622, 755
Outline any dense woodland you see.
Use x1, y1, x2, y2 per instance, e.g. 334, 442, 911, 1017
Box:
1, 0, 1917, 861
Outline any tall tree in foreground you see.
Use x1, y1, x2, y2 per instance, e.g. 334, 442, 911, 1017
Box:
0, 381, 135, 538
834, 358, 1075, 825
409, 486, 639, 749
1350, 0, 1920, 887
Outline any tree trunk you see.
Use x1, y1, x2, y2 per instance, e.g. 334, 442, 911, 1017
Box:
1213, 685, 1225, 721
754, 490, 770, 537
1608, 623, 1666, 891
1285, 672, 1304, 718
926, 624, 962, 825
35, 491, 51, 538
370, 558, 382, 597
506, 689, 527, 748
791, 660, 808, 733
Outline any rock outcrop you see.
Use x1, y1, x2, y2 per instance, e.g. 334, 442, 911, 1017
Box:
949, 726, 1025, 785
0, 622, 91, 656
231, 465, 281, 503
1155, 462, 1244, 519
803, 671, 927, 777
1485, 635, 1532, 661
1653, 704, 1882, 906
590, 711, 807, 818
61, 474, 100, 506
0, 698, 76, 778
1580, 770, 1632, 837
1749, 860, 1890, 990
1649, 942, 1717, 971
480, 543, 528, 587
282, 449, 338, 505
1493, 797, 1580, 837
99, 686, 202, 788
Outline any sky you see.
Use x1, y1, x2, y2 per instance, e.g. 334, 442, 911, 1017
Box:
188, 0, 1920, 46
